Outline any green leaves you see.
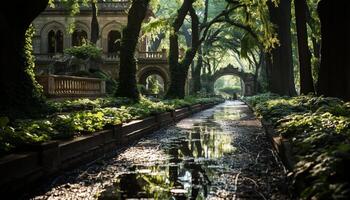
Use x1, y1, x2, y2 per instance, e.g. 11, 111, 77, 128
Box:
246, 93, 350, 199
0, 97, 224, 156
64, 42, 102, 60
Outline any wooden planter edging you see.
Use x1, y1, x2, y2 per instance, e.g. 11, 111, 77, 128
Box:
260, 119, 295, 171
242, 100, 295, 171
0, 102, 220, 196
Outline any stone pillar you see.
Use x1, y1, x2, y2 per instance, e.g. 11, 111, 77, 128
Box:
100, 80, 106, 94
162, 48, 167, 60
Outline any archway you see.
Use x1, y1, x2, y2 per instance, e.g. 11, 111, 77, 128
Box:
72, 29, 88, 46
214, 75, 243, 99
211, 65, 256, 96
101, 21, 123, 53
142, 74, 165, 96
137, 66, 170, 97
107, 30, 121, 53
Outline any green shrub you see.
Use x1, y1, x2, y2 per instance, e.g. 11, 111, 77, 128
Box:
0, 96, 224, 156
64, 42, 102, 60
245, 93, 350, 199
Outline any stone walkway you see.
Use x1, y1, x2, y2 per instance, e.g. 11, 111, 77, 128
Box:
24, 101, 290, 200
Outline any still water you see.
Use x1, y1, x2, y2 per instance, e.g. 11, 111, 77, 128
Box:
98, 101, 247, 199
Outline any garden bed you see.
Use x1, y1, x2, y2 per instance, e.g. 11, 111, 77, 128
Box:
244, 93, 350, 199
0, 96, 224, 195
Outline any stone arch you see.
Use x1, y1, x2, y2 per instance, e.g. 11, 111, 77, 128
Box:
40, 21, 65, 53
71, 21, 90, 46
107, 30, 122, 53
101, 21, 124, 53
212, 64, 255, 96
75, 21, 90, 33
137, 66, 170, 92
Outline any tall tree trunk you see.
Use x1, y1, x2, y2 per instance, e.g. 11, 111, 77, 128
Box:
294, 0, 314, 94
267, 0, 297, 96
90, 1, 99, 44
305, 2, 321, 60
0, 0, 49, 119
251, 50, 263, 93
165, 0, 195, 99
191, 0, 208, 94
116, 0, 150, 100
193, 46, 203, 93
317, 0, 350, 100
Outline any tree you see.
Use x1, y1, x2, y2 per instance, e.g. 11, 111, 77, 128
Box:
166, 0, 230, 98
116, 0, 150, 100
90, 0, 99, 44
0, 0, 49, 119
317, 0, 350, 100
267, 0, 297, 96
192, 0, 209, 94
294, 0, 314, 94
165, 0, 196, 99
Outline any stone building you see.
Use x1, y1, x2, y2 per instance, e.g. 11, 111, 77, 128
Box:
32, 0, 174, 95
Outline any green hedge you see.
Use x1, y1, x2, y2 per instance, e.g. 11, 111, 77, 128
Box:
0, 96, 224, 156
244, 93, 350, 200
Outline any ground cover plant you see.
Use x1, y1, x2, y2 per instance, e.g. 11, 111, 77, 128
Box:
244, 93, 350, 200
0, 96, 223, 156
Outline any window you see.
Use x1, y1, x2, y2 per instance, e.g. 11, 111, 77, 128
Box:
108, 30, 121, 53
72, 30, 88, 46
48, 30, 63, 53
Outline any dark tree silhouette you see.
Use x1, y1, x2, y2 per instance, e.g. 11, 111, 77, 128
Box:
317, 0, 350, 100
266, 0, 296, 96
294, 0, 314, 94
116, 0, 150, 100
0, 0, 49, 118
90, 0, 99, 44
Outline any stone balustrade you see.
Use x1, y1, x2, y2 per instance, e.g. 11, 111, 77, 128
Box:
36, 75, 106, 98
137, 49, 167, 60
45, 1, 130, 12
35, 50, 168, 63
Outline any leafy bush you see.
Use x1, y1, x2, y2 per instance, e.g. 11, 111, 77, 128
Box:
245, 93, 350, 199
0, 117, 54, 156
64, 42, 102, 60
0, 117, 16, 155
48, 97, 130, 113
0, 96, 224, 156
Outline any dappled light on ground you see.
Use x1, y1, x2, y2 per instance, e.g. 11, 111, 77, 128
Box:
26, 101, 289, 200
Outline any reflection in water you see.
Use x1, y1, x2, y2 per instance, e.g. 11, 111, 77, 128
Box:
212, 103, 247, 121
98, 106, 238, 200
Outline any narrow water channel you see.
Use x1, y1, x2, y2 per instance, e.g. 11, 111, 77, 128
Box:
28, 101, 289, 200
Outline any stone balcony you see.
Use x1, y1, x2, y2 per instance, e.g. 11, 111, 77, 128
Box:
43, 0, 130, 14
35, 49, 168, 64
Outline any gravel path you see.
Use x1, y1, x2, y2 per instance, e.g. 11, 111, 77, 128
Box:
24, 101, 290, 200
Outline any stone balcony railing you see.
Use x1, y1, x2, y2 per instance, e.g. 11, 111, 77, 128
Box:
35, 50, 168, 63
35, 53, 64, 62
44, 0, 130, 12
36, 75, 106, 98
137, 50, 167, 60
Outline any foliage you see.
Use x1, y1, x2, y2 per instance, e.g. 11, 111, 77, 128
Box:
0, 117, 16, 156
25, 25, 44, 100
91, 70, 119, 95
64, 42, 102, 60
146, 75, 163, 94
48, 97, 131, 113
0, 97, 224, 156
244, 93, 350, 199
